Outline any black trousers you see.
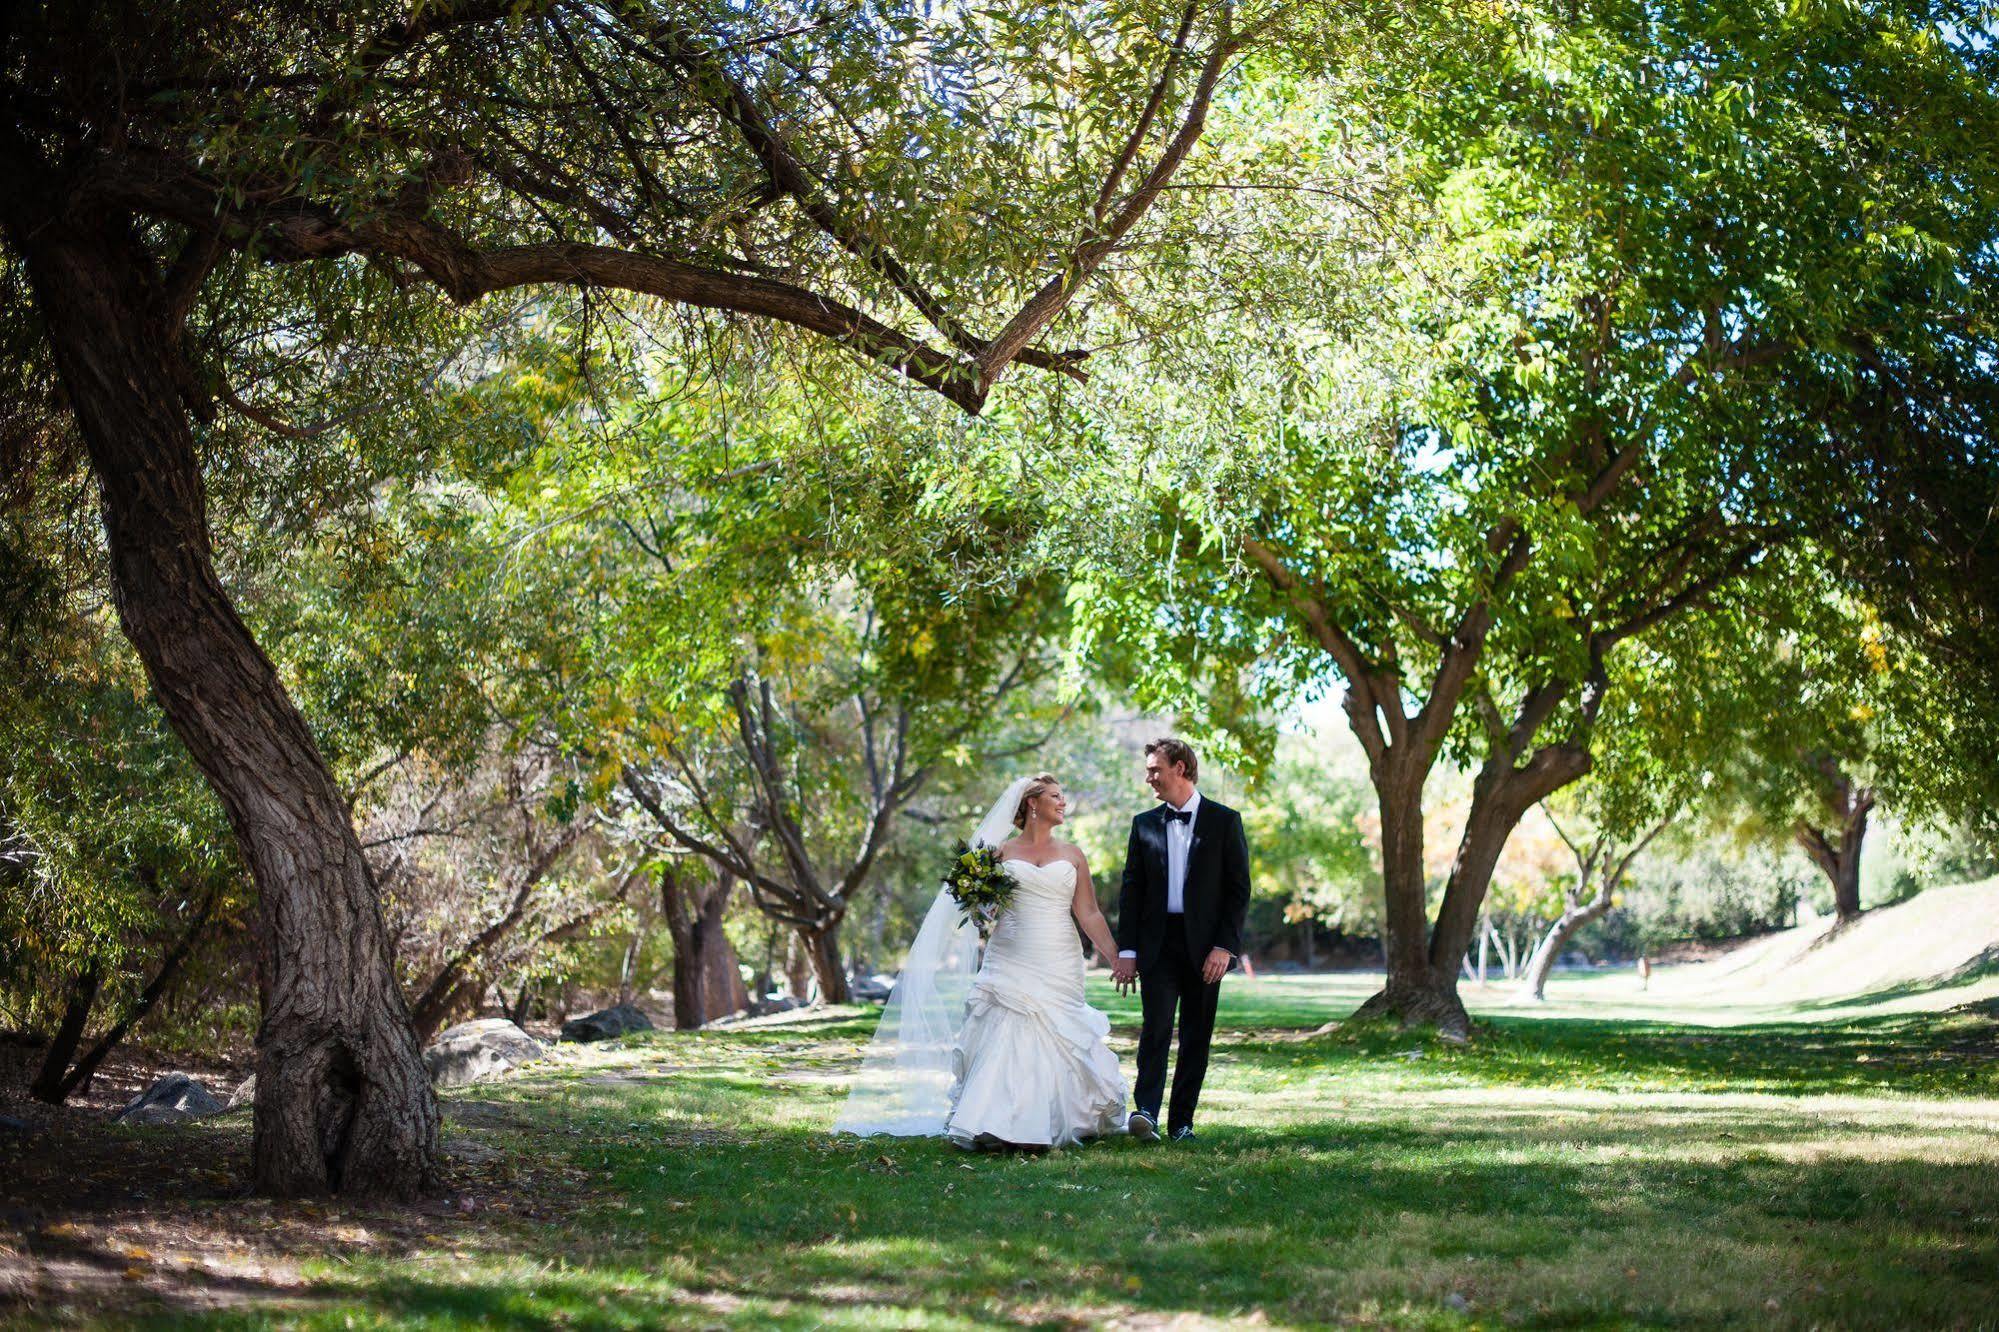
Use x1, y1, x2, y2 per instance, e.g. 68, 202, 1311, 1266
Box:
1133, 936, 1222, 1133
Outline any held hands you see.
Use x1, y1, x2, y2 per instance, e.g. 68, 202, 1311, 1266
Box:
1110, 952, 1228, 987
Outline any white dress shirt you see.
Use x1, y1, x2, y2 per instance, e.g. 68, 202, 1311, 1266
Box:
1163, 789, 1200, 914
1120, 791, 1201, 960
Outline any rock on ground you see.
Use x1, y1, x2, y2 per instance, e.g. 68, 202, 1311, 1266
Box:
422, 1019, 547, 1087
558, 1003, 654, 1043
115, 1073, 225, 1126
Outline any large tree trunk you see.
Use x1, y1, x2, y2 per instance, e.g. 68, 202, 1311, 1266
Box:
698, 918, 750, 1022
1431, 755, 1572, 976
10, 206, 436, 1197
1355, 740, 1593, 1040
797, 922, 850, 1005
1350, 752, 1458, 1028
1372, 762, 1433, 995
1795, 770, 1873, 923
663, 869, 750, 1030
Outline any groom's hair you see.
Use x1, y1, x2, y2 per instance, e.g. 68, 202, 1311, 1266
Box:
1145, 737, 1199, 782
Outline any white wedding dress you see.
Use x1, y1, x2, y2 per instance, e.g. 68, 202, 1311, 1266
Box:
833, 777, 1129, 1149
942, 857, 1128, 1149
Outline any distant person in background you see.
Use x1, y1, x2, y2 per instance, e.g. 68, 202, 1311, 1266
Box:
1638, 954, 1652, 991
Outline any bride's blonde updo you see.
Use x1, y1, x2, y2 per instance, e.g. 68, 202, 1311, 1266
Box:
1012, 773, 1060, 829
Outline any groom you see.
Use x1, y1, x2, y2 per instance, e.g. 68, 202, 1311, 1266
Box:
1112, 738, 1250, 1143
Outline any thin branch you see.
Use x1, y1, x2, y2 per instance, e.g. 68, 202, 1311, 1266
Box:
160, 223, 225, 332
344, 746, 415, 814
1092, 4, 1199, 224
1597, 541, 1764, 650
975, 5, 1240, 389
1238, 535, 1374, 686
630, 13, 989, 359
216, 375, 390, 441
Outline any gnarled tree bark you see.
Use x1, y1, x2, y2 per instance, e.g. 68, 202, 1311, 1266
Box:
4, 200, 437, 1197
659, 865, 749, 1029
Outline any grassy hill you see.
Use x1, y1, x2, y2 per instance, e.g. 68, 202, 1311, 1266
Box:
1514, 876, 1999, 1025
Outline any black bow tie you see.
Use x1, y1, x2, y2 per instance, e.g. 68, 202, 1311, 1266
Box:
1163, 807, 1193, 824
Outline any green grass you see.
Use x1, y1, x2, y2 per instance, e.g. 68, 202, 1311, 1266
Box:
49, 976, 1999, 1329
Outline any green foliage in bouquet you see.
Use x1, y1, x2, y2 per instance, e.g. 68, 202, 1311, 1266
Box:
944, 841, 1018, 938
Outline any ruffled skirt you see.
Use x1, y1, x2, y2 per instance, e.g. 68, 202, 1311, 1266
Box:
944, 977, 1128, 1149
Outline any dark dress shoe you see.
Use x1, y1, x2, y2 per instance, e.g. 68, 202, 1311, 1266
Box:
1127, 1111, 1159, 1142
1169, 1125, 1196, 1142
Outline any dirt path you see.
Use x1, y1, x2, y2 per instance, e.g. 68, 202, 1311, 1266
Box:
0, 1092, 597, 1325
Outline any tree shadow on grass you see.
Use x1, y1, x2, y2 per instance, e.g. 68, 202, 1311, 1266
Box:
418, 1042, 1999, 1330
1263, 1008, 1999, 1099
207, 1135, 1999, 1331
27, 1008, 1994, 1329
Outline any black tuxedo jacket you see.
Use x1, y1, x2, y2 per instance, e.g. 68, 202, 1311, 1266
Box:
1115, 796, 1251, 973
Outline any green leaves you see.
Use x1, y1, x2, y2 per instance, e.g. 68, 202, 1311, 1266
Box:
0, 508, 247, 1026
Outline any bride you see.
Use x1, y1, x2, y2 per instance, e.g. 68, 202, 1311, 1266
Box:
834, 773, 1128, 1149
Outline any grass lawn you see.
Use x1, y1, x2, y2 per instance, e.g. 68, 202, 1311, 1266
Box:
7, 973, 1998, 1329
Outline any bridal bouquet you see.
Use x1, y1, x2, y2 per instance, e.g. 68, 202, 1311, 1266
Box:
943, 840, 1018, 938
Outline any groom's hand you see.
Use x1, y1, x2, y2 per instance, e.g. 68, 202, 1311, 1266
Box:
1202, 948, 1232, 985
1111, 957, 1138, 991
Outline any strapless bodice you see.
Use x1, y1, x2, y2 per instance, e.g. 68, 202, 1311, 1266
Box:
1001, 857, 1077, 896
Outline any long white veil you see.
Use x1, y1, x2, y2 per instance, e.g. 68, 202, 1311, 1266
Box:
833, 776, 1031, 1136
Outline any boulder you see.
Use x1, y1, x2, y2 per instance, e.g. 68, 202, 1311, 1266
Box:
422, 1019, 547, 1087
558, 1003, 654, 1044
848, 974, 895, 1003
225, 1075, 256, 1110
115, 1073, 225, 1126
